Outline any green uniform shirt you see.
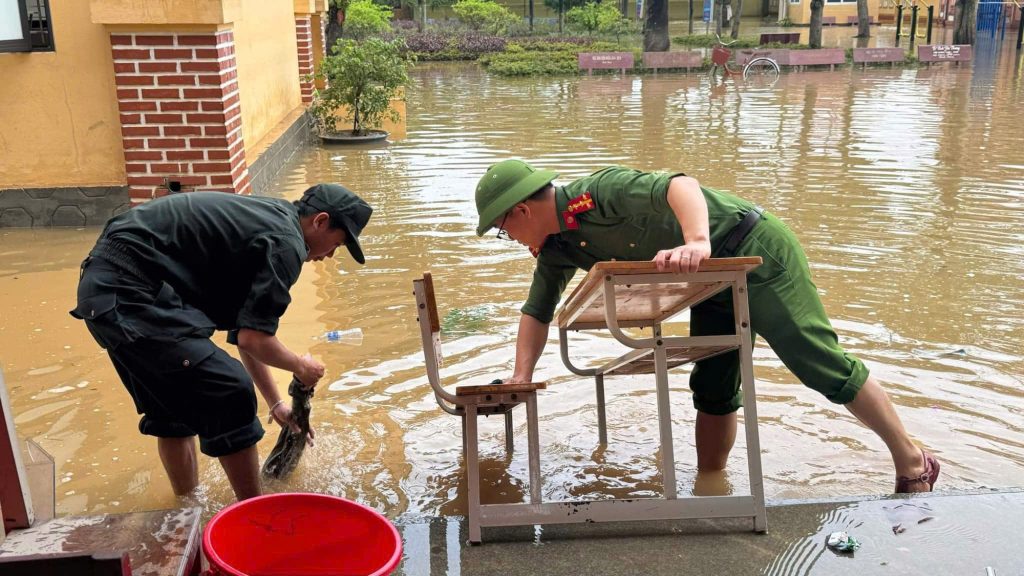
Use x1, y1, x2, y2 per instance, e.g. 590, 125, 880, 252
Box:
522, 167, 757, 324
99, 192, 308, 336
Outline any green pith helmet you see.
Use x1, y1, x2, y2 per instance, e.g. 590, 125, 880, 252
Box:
474, 159, 559, 236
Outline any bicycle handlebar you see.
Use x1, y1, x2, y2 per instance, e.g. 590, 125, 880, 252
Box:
715, 33, 738, 46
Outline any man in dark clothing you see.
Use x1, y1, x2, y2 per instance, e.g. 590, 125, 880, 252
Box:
473, 160, 940, 494
72, 184, 372, 500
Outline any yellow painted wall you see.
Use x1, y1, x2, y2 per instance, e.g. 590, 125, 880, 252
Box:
788, 0, 884, 25
0, 0, 124, 188
1, 0, 310, 190
233, 0, 303, 161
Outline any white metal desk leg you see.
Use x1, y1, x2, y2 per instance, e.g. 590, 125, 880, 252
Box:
652, 325, 678, 499
733, 276, 768, 533
595, 373, 608, 446
504, 412, 514, 454
526, 394, 542, 504
465, 405, 483, 543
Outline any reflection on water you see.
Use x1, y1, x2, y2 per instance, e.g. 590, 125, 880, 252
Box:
1, 47, 1022, 549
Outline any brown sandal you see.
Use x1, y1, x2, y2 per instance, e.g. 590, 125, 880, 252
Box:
895, 450, 940, 493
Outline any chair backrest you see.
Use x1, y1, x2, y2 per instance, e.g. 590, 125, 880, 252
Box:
413, 273, 459, 407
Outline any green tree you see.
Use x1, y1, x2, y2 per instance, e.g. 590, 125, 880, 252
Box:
545, 0, 590, 31
326, 0, 351, 55
344, 0, 394, 40
312, 38, 413, 136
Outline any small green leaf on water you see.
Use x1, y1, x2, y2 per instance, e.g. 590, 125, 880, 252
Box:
441, 305, 497, 335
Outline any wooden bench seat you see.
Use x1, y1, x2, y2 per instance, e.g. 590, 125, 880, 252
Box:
455, 382, 546, 396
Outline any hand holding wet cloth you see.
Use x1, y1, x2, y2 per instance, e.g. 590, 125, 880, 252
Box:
262, 376, 316, 479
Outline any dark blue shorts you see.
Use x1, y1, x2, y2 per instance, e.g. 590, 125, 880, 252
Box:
73, 258, 264, 457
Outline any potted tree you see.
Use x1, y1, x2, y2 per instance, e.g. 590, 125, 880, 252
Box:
311, 37, 413, 143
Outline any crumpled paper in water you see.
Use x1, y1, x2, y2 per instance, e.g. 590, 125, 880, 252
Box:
826, 531, 861, 553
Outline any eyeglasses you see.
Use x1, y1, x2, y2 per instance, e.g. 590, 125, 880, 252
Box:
495, 212, 512, 241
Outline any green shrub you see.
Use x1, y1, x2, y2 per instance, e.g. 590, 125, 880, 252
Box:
481, 39, 631, 76
566, 0, 629, 38
452, 0, 520, 34
672, 33, 812, 50
344, 0, 394, 40
313, 38, 413, 135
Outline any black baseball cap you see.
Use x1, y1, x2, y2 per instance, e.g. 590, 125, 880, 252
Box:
300, 183, 373, 264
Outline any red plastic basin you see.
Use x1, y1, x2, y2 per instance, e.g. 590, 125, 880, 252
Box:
203, 493, 402, 576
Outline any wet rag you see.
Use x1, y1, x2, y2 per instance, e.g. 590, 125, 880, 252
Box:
261, 376, 314, 479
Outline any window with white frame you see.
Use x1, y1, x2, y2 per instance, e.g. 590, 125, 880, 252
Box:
0, 0, 54, 53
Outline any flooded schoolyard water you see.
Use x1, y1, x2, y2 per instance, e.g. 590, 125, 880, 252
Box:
1, 42, 1021, 529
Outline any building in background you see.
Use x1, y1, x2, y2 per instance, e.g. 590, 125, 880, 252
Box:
0, 0, 328, 227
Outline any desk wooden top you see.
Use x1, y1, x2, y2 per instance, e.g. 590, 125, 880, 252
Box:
556, 258, 762, 330
0, 508, 201, 576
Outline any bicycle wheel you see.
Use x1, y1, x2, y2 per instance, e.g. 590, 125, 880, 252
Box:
743, 57, 780, 87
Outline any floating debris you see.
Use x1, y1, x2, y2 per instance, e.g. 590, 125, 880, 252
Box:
913, 347, 969, 359
826, 531, 861, 553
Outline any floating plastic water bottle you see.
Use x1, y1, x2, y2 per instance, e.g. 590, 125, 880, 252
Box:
318, 328, 363, 345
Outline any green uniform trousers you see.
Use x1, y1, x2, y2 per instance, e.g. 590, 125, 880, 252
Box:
689, 212, 869, 415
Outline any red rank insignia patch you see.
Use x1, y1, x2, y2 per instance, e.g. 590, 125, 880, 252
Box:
562, 191, 594, 230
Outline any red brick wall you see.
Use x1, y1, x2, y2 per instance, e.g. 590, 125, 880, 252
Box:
110, 31, 251, 203
295, 16, 314, 105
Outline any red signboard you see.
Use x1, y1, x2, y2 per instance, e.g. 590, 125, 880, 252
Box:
578, 52, 634, 72
642, 51, 702, 70
736, 48, 790, 66
852, 47, 905, 63
787, 48, 846, 66
917, 44, 973, 62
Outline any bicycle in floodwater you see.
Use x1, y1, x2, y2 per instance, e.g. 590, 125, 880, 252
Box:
708, 34, 781, 87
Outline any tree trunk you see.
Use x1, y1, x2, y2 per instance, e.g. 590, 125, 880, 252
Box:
688, 0, 694, 34
644, 0, 670, 51
715, 0, 726, 34
856, 0, 870, 37
730, 0, 743, 38
809, 0, 823, 47
953, 0, 977, 44
326, 3, 343, 55
620, 0, 628, 18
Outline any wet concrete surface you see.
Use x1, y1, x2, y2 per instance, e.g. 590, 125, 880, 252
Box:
394, 489, 1024, 575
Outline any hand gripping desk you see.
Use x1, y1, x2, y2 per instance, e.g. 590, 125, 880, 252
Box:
540, 257, 768, 532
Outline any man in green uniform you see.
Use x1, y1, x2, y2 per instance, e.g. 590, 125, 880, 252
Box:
72, 184, 372, 501
474, 159, 940, 493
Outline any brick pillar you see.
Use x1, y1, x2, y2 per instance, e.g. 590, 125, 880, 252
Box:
313, 12, 327, 91
110, 31, 250, 203
295, 16, 315, 104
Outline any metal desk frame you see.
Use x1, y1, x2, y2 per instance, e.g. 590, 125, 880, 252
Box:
499, 258, 768, 532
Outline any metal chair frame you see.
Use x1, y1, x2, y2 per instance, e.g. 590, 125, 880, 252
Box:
413, 273, 544, 543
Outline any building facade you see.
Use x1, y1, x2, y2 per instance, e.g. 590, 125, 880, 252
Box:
0, 0, 328, 227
